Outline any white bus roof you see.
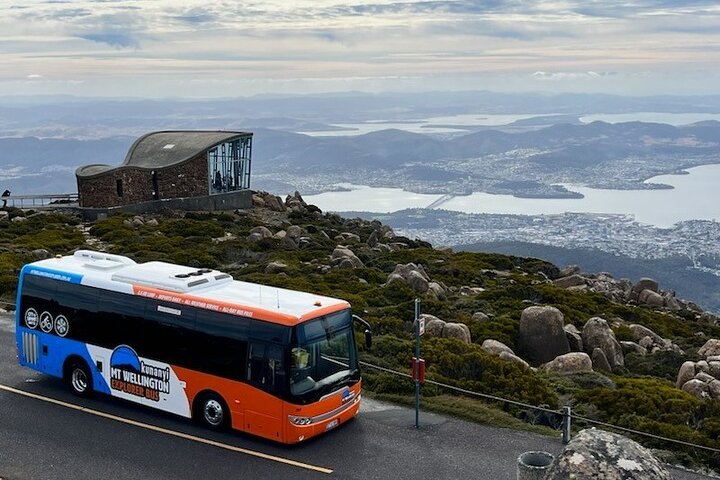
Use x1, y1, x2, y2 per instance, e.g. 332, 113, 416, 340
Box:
24, 250, 350, 326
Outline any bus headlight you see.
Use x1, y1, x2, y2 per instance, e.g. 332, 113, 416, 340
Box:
289, 415, 313, 426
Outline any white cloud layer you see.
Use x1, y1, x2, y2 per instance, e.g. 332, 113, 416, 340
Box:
0, 0, 718, 96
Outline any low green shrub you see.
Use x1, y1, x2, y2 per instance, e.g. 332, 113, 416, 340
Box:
14, 227, 85, 252
625, 351, 687, 381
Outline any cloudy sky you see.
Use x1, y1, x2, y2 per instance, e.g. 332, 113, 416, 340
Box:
1, 0, 719, 97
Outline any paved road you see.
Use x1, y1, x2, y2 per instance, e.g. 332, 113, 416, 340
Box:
0, 314, 713, 480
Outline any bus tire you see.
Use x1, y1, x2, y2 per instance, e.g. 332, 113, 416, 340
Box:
195, 392, 229, 430
65, 359, 93, 397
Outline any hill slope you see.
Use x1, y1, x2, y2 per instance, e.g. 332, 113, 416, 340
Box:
458, 241, 720, 314
1, 197, 719, 468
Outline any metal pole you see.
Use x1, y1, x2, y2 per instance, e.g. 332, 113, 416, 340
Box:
414, 298, 421, 429
562, 405, 572, 444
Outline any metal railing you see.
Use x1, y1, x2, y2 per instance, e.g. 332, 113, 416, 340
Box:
359, 360, 720, 455
2, 194, 78, 210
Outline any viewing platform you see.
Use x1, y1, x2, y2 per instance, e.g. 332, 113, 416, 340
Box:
2, 193, 78, 210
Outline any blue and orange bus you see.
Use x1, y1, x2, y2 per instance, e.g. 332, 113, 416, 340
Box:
16, 250, 371, 443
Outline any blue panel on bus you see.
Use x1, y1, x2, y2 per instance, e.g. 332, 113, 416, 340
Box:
18, 327, 111, 395
23, 265, 83, 284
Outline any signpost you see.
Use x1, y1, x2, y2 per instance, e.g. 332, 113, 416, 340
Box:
414, 299, 422, 429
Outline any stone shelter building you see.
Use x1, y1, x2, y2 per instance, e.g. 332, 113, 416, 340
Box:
76, 130, 252, 209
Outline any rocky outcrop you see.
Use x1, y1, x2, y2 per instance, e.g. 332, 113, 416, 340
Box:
699, 312, 720, 325
286, 225, 303, 239
541, 352, 593, 374
481, 339, 514, 356
591, 348, 612, 372
628, 324, 663, 345
675, 340, 720, 399
552, 270, 702, 315
413, 314, 471, 343
458, 286, 486, 296
443, 323, 471, 343
627, 324, 681, 354
553, 274, 585, 289
582, 317, 624, 369
471, 312, 490, 323
564, 324, 583, 352
331, 246, 364, 269
247, 226, 273, 242
682, 379, 710, 399
553, 271, 632, 304
384, 263, 448, 298
416, 314, 445, 337
638, 289, 664, 307
264, 261, 287, 274
498, 351, 529, 368
427, 282, 447, 300
698, 339, 720, 357
285, 191, 311, 213
633, 277, 659, 294
517, 306, 570, 365
545, 428, 672, 480
31, 248, 51, 260
480, 339, 528, 367
619, 341, 646, 356
335, 232, 361, 243
253, 191, 285, 212
558, 265, 580, 277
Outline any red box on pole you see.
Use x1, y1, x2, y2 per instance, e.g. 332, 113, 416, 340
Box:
412, 357, 425, 383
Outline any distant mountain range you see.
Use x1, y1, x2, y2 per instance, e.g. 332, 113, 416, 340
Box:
2, 119, 719, 196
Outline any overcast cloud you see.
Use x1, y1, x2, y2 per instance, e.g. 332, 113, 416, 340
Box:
0, 0, 718, 97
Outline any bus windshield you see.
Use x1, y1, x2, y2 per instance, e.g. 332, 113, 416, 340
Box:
289, 309, 359, 404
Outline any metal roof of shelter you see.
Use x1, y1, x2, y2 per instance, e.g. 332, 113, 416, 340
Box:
76, 130, 251, 178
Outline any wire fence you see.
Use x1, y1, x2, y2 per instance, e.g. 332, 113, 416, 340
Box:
2, 293, 718, 455
359, 360, 720, 455
0, 300, 16, 310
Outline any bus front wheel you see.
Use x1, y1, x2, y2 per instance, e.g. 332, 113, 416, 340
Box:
196, 393, 229, 430
66, 359, 92, 397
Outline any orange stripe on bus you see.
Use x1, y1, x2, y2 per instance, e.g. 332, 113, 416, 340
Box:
132, 285, 303, 326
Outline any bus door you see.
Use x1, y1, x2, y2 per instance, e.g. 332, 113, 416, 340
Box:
244, 341, 286, 441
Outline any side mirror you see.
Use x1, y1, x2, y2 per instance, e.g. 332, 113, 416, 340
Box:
353, 314, 373, 351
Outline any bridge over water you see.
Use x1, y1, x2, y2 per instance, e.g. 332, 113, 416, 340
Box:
426, 194, 457, 209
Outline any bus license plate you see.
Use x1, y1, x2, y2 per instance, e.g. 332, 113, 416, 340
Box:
325, 419, 339, 431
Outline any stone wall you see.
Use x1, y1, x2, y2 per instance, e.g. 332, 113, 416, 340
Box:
77, 153, 209, 208
154, 152, 209, 201
78, 190, 253, 220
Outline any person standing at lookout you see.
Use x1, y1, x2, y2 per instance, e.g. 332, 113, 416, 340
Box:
1, 190, 10, 208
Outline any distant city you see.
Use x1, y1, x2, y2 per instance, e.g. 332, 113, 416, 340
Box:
368, 210, 720, 266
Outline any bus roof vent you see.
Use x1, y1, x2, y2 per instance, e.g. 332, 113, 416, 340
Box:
111, 262, 233, 293
74, 250, 136, 270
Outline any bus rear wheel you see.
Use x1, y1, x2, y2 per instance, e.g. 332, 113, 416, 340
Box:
66, 360, 92, 397
196, 393, 229, 430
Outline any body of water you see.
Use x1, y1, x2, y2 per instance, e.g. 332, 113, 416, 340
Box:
305, 164, 720, 228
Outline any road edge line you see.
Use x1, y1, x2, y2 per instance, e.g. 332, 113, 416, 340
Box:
0, 383, 333, 475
